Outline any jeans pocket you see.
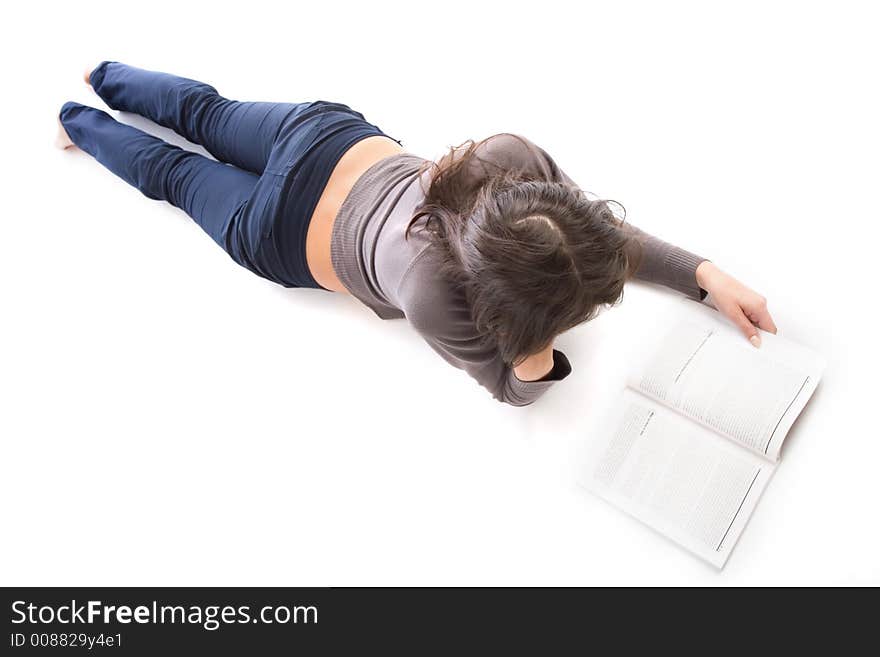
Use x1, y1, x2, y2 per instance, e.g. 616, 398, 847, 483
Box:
262, 112, 326, 182
284, 111, 328, 170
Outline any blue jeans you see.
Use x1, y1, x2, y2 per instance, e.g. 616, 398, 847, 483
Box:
59, 61, 400, 289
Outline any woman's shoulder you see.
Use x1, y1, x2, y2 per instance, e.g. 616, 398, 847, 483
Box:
436, 132, 526, 166
395, 243, 475, 337
476, 132, 544, 161
437, 132, 570, 186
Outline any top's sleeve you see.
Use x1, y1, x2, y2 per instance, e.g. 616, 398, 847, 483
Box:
467, 133, 710, 301
619, 224, 710, 301
396, 251, 571, 407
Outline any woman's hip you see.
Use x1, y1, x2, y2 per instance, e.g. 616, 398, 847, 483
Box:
231, 104, 400, 289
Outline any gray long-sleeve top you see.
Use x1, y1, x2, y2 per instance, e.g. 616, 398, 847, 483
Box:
330, 133, 708, 406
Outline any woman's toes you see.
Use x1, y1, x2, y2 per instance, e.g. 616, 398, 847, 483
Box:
55, 118, 75, 150
84, 66, 93, 86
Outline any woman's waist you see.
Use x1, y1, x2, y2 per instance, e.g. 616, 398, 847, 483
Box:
305, 136, 406, 293
329, 153, 432, 313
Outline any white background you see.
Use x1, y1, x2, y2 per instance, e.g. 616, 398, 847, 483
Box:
2, 0, 877, 585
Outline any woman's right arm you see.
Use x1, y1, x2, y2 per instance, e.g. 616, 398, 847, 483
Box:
619, 223, 709, 302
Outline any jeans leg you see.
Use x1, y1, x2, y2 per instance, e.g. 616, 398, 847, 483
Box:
88, 61, 311, 175
60, 102, 259, 254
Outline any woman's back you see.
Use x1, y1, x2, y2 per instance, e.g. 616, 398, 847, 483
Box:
325, 134, 594, 404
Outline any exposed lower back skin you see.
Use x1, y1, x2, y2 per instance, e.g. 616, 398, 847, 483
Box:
305, 135, 405, 293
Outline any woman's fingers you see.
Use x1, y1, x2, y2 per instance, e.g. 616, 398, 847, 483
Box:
723, 293, 778, 348
700, 265, 778, 347
745, 297, 778, 334
724, 302, 762, 347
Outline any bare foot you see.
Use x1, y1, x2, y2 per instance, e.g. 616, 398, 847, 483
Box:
84, 67, 92, 87
55, 118, 76, 150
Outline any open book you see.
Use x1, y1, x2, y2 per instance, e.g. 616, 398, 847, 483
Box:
580, 304, 826, 568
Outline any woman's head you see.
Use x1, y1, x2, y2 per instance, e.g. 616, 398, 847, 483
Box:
408, 139, 637, 367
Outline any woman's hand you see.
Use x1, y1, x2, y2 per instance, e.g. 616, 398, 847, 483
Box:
696, 261, 777, 347
513, 341, 555, 381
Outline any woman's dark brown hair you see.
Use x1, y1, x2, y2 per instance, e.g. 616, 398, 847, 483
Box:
406, 137, 639, 367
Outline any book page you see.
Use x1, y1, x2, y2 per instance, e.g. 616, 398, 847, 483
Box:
581, 389, 774, 568
627, 317, 825, 461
